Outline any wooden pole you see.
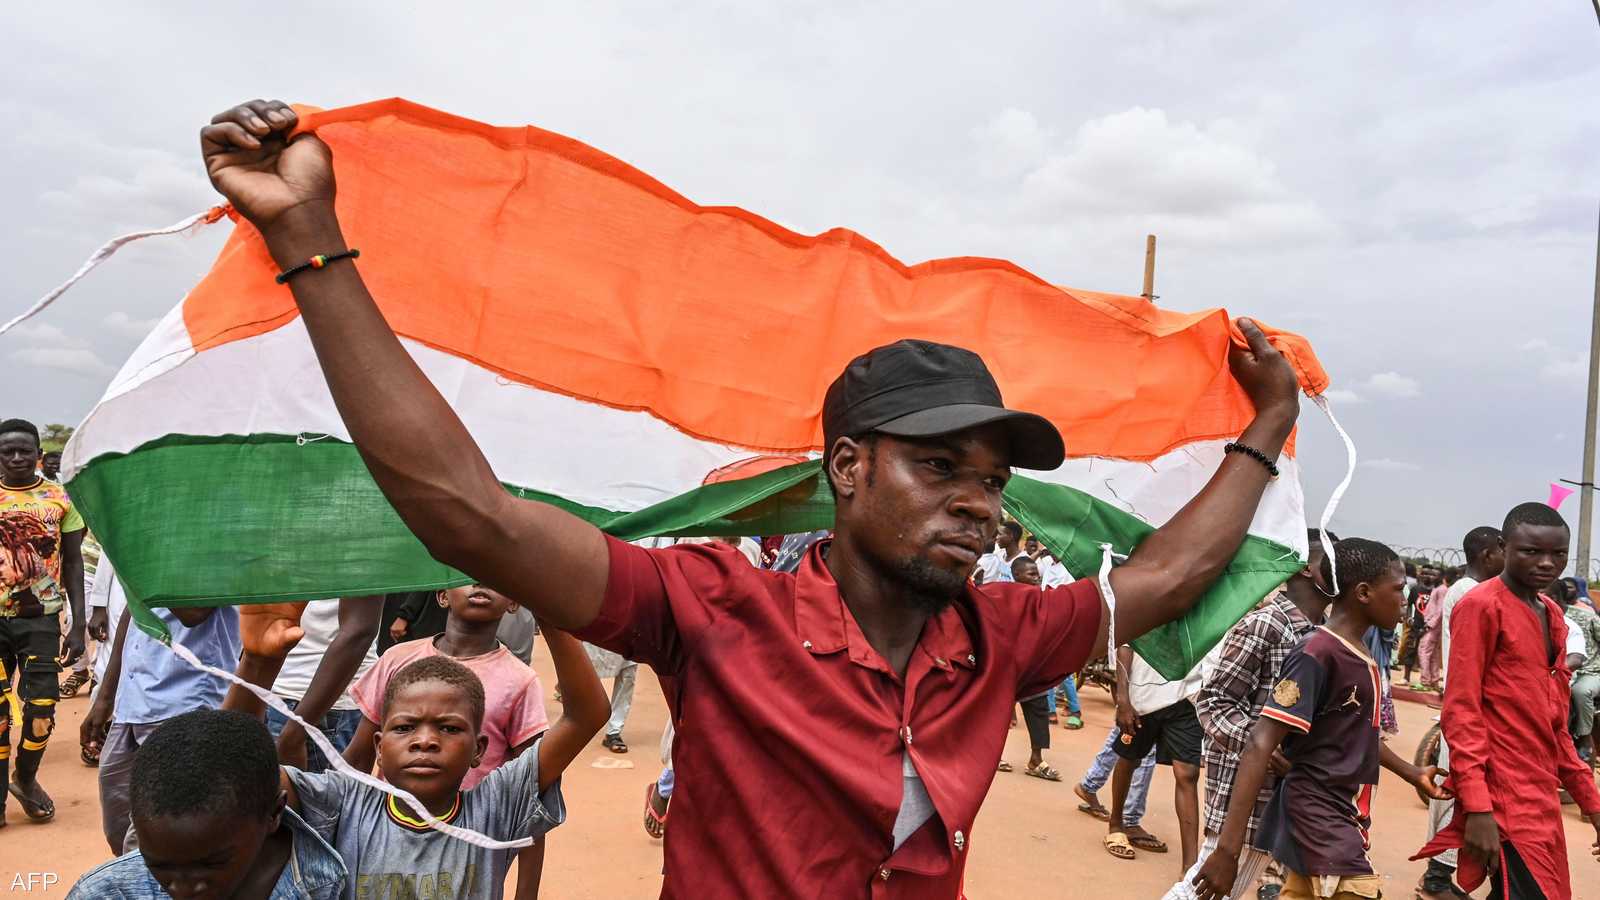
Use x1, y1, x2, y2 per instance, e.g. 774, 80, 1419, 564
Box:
1141, 234, 1157, 300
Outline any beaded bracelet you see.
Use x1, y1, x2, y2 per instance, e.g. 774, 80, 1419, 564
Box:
275, 249, 361, 284
1224, 441, 1280, 478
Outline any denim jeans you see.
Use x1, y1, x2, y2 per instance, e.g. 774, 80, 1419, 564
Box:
1047, 676, 1081, 715
1079, 726, 1154, 826
266, 699, 365, 773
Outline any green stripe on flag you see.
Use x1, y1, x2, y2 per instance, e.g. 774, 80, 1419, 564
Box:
70, 435, 1301, 671
1005, 474, 1304, 680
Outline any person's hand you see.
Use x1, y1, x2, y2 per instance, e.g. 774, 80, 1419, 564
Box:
239, 602, 309, 659
1190, 844, 1239, 900
1229, 318, 1301, 420
1414, 766, 1453, 802
81, 694, 114, 755
1463, 812, 1501, 879
60, 626, 86, 668
276, 724, 310, 771
200, 100, 335, 233
1115, 702, 1140, 738
1268, 750, 1292, 777
88, 607, 109, 642
389, 617, 410, 642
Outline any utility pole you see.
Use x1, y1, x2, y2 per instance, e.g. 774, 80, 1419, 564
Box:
1141, 234, 1157, 301
1579, 203, 1600, 582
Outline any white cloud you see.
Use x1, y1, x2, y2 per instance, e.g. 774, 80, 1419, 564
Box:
1542, 356, 1587, 381
1364, 458, 1421, 472
9, 321, 86, 348
12, 346, 115, 378
102, 311, 160, 340
1322, 388, 1362, 405
1362, 372, 1421, 399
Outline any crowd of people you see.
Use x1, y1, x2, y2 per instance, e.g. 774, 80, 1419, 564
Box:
0, 97, 1596, 899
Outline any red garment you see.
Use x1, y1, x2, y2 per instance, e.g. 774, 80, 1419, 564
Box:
1413, 579, 1600, 898
576, 536, 1102, 898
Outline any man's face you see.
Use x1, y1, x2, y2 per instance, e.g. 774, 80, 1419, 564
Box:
829, 423, 1010, 611
377, 680, 486, 803
439, 584, 515, 626
134, 802, 282, 900
1363, 561, 1408, 630
40, 452, 61, 479
1024, 537, 1040, 557
1501, 525, 1569, 594
0, 432, 40, 485
1012, 558, 1041, 586
1481, 544, 1507, 579
1419, 567, 1439, 588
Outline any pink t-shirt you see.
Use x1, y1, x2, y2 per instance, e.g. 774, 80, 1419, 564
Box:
351, 637, 549, 789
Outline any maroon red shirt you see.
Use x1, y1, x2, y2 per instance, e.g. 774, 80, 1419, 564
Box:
576, 536, 1102, 898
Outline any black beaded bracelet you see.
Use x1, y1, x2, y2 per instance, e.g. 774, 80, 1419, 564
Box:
275, 249, 361, 284
1224, 441, 1280, 478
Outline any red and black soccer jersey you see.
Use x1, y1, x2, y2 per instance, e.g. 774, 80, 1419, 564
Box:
1254, 627, 1383, 877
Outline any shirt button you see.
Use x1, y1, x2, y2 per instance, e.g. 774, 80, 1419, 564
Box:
802, 640, 813, 650
953, 830, 965, 851
935, 656, 946, 666
967, 653, 976, 665
900, 725, 913, 745
879, 868, 892, 880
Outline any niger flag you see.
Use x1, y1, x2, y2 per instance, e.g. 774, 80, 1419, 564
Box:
63, 99, 1329, 679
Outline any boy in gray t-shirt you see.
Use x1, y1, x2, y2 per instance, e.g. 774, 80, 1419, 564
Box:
271, 623, 610, 900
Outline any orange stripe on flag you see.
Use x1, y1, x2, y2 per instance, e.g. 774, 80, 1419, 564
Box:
183, 98, 1327, 461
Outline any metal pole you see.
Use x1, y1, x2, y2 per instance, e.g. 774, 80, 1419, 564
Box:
1580, 204, 1600, 579
1142, 234, 1157, 300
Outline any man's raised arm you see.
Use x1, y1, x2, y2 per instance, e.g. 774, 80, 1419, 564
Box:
200, 100, 608, 630
1105, 319, 1301, 646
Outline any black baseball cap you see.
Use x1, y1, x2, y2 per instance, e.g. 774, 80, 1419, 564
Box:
822, 339, 1065, 470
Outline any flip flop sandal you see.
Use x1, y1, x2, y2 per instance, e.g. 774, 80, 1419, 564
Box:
81, 744, 100, 767
1023, 763, 1062, 782
996, 761, 1014, 772
1074, 784, 1111, 820
59, 671, 88, 698
1103, 832, 1136, 860
1063, 714, 1084, 730
1126, 829, 1168, 853
643, 782, 669, 839
603, 734, 630, 754
8, 781, 54, 822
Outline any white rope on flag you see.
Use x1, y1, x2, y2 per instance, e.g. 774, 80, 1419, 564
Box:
162, 638, 533, 850
1310, 392, 1357, 594
0, 207, 227, 339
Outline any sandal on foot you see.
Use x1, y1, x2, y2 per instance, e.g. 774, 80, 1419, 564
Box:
997, 761, 1014, 772
81, 743, 100, 767
1125, 827, 1168, 853
1074, 783, 1110, 820
59, 671, 88, 698
643, 782, 669, 838
8, 780, 54, 822
1024, 762, 1062, 782
1063, 714, 1083, 730
1103, 832, 1136, 860
602, 733, 629, 754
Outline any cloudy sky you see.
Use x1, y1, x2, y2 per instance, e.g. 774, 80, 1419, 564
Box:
4, 2, 1598, 560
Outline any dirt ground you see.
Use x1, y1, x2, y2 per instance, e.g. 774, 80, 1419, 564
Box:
7, 650, 1600, 898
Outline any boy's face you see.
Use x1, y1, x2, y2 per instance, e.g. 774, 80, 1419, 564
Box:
1501, 524, 1570, 595
1361, 561, 1408, 630
439, 584, 516, 625
377, 679, 487, 802
134, 799, 284, 900
41, 451, 61, 478
1011, 559, 1041, 586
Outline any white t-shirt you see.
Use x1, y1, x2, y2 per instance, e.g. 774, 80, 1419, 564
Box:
1439, 576, 1478, 686
1565, 611, 1587, 665
1125, 647, 1217, 716
272, 599, 379, 710
975, 549, 1026, 584
1037, 555, 1073, 589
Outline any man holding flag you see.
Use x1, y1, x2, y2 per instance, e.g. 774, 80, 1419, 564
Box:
197, 98, 1304, 898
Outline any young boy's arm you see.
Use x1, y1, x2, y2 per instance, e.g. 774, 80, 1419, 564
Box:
537, 625, 611, 791
1191, 717, 1291, 900
1378, 739, 1450, 800
223, 602, 309, 716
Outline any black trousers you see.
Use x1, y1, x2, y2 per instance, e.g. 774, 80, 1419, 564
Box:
1486, 841, 1546, 900
1020, 693, 1051, 752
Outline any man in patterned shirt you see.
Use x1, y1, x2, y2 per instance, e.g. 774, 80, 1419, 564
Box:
1559, 578, 1600, 767
1160, 529, 1329, 900
0, 418, 87, 824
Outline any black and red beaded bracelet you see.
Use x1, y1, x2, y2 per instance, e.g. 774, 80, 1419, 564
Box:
1224, 441, 1280, 478
275, 249, 361, 284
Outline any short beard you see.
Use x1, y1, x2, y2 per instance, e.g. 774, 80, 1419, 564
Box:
889, 555, 966, 615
